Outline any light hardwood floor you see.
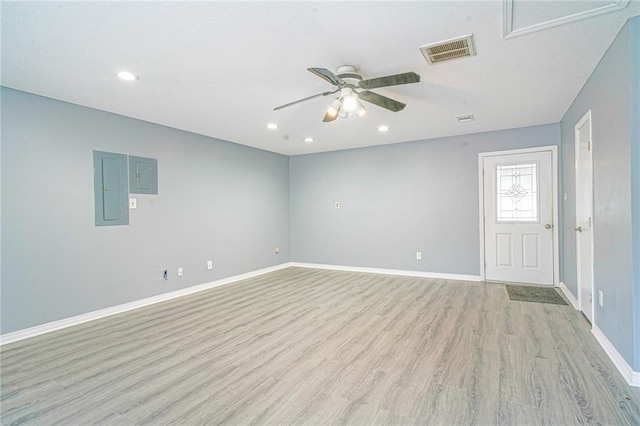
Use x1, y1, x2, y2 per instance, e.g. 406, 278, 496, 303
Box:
1, 267, 639, 425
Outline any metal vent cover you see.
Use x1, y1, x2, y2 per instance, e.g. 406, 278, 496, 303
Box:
456, 113, 475, 123
420, 34, 476, 65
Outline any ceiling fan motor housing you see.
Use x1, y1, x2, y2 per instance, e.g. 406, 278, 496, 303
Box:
336, 65, 363, 84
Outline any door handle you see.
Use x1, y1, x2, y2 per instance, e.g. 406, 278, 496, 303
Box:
544, 224, 553, 230
575, 226, 582, 232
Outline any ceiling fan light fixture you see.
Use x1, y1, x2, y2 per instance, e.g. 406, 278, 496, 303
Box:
326, 98, 341, 118
342, 95, 358, 112
338, 103, 349, 118
274, 65, 419, 122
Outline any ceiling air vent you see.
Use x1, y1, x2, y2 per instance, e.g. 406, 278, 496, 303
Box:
420, 34, 476, 65
456, 113, 474, 123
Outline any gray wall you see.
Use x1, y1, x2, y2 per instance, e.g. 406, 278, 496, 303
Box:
560, 17, 637, 368
290, 124, 560, 275
629, 17, 640, 372
1, 88, 290, 334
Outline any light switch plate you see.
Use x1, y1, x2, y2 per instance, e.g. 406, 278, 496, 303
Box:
129, 198, 137, 209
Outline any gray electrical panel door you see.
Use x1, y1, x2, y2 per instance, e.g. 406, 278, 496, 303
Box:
94, 151, 129, 226
129, 156, 158, 194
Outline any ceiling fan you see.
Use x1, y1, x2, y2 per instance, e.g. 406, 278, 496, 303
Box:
274, 65, 421, 122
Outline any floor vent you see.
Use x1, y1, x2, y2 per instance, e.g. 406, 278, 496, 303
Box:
420, 34, 476, 65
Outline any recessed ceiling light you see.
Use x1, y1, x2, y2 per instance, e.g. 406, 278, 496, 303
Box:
304, 137, 314, 143
116, 71, 138, 81
267, 123, 278, 130
378, 125, 389, 132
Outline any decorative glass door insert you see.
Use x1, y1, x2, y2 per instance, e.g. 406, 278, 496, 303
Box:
496, 162, 538, 222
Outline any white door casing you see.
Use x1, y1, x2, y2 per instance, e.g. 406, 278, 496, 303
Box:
575, 110, 594, 323
480, 148, 556, 285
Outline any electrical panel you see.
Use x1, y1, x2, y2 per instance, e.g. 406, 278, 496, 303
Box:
129, 155, 158, 194
94, 151, 129, 226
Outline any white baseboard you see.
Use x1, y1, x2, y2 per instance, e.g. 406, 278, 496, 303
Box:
0, 262, 481, 345
557, 281, 579, 310
592, 325, 640, 387
289, 262, 482, 282
0, 262, 293, 346
558, 284, 639, 387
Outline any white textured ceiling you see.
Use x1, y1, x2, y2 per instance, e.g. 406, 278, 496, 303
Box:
2, 1, 638, 156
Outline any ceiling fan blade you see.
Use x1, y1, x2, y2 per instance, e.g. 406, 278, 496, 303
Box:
359, 72, 421, 90
307, 67, 343, 86
274, 89, 339, 111
358, 91, 406, 112
322, 111, 338, 122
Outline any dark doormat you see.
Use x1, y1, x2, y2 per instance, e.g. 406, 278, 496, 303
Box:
506, 285, 568, 305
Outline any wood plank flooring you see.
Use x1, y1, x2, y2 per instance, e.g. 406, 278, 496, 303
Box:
1, 267, 640, 425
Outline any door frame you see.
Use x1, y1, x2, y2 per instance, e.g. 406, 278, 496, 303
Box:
478, 146, 560, 284
575, 110, 594, 322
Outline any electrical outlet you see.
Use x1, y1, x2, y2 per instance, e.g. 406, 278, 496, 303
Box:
598, 290, 604, 307
275, 247, 280, 254
207, 260, 213, 270
163, 270, 168, 280
335, 202, 340, 209
416, 251, 422, 260
177, 267, 183, 277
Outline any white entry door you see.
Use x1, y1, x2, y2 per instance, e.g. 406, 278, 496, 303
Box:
483, 150, 555, 285
575, 111, 594, 323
